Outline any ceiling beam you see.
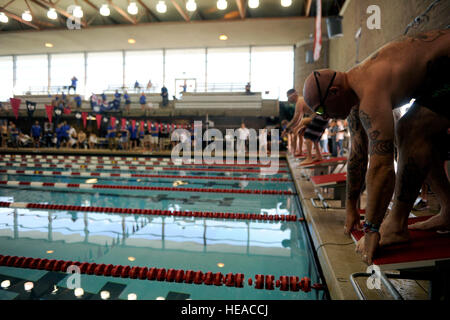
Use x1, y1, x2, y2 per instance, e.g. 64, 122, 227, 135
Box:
2, 0, 16, 10
33, 0, 87, 27
108, 0, 137, 24
83, 0, 119, 24
170, 0, 190, 22
136, 0, 160, 22
235, 0, 246, 19
305, 0, 312, 16
0, 8, 40, 29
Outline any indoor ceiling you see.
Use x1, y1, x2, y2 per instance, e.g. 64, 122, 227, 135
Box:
0, 0, 344, 32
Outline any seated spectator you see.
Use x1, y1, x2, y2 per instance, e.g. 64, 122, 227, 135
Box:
9, 122, 19, 148
139, 93, 146, 111
77, 130, 87, 149
1, 121, 8, 148
68, 125, 77, 148
101, 92, 107, 103
88, 133, 98, 149
58, 121, 70, 148
18, 132, 32, 148
31, 121, 42, 148
113, 90, 121, 111
124, 91, 131, 113
44, 121, 54, 148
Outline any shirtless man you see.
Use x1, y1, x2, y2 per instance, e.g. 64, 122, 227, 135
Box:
283, 89, 305, 156
302, 29, 450, 265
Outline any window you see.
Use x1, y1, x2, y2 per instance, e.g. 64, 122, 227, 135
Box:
86, 52, 123, 94
125, 50, 164, 93
0, 56, 13, 100
206, 47, 250, 92
250, 46, 294, 100
50, 53, 85, 96
15, 54, 48, 94
165, 49, 206, 97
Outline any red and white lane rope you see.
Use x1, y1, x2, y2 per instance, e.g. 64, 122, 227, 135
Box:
0, 154, 287, 168
0, 180, 295, 195
0, 162, 289, 173
0, 169, 292, 182
0, 201, 301, 222
0, 254, 324, 293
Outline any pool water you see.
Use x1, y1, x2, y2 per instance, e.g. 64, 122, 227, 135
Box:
0, 154, 326, 300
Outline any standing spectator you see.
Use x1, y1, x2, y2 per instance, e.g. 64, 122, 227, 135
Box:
68, 76, 78, 94
128, 123, 138, 150
90, 93, 98, 110
335, 120, 345, 157
101, 92, 107, 104
106, 122, 117, 150
59, 121, 70, 148
139, 125, 145, 149
328, 120, 338, 157
245, 82, 251, 94
74, 94, 82, 109
88, 132, 98, 149
119, 125, 129, 150
150, 123, 159, 152
124, 91, 131, 113
31, 121, 42, 148
161, 85, 168, 107
0, 121, 8, 148
139, 93, 146, 112
236, 123, 250, 154
259, 128, 268, 155
44, 121, 54, 147
77, 130, 87, 149
113, 90, 121, 111
320, 128, 329, 154
9, 122, 19, 148
146, 80, 152, 91
134, 80, 140, 92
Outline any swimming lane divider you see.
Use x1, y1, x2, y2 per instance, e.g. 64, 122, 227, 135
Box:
0, 169, 292, 182
0, 254, 324, 293
0, 162, 289, 174
0, 201, 302, 223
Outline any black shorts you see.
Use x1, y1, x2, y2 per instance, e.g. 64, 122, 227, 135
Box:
60, 136, 69, 143
33, 136, 40, 141
304, 116, 328, 143
414, 56, 450, 120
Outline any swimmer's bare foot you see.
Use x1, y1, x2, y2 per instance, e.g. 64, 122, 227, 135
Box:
409, 212, 450, 231
355, 232, 380, 265
299, 158, 315, 166
344, 210, 361, 235
312, 156, 322, 162
379, 216, 410, 247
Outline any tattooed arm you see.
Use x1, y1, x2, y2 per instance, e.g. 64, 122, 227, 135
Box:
345, 106, 369, 233
358, 96, 395, 228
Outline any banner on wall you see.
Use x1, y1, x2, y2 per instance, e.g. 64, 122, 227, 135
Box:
121, 118, 127, 129
82, 112, 87, 128
132, 119, 136, 131
110, 117, 116, 127
10, 98, 21, 120
45, 105, 54, 124
140, 121, 144, 131
313, 0, 322, 61
96, 114, 102, 130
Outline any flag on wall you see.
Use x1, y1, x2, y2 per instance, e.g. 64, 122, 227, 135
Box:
132, 119, 136, 131
45, 105, 54, 124
313, 0, 322, 61
147, 120, 152, 130
110, 117, 116, 127
96, 114, 102, 130
10, 98, 21, 119
121, 118, 127, 130
82, 112, 87, 128
140, 121, 145, 131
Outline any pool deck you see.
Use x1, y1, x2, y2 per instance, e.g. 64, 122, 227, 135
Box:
286, 154, 431, 300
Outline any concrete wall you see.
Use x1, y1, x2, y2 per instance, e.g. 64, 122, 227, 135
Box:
329, 0, 450, 71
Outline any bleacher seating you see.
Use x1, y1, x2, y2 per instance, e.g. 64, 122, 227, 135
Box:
175, 92, 262, 109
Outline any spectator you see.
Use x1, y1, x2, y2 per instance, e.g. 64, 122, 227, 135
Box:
134, 80, 140, 92
119, 125, 129, 150
44, 121, 54, 147
139, 93, 146, 112
236, 123, 250, 154
106, 122, 117, 150
320, 128, 329, 154
245, 82, 251, 95
124, 91, 131, 113
88, 132, 98, 149
161, 85, 169, 107
59, 121, 70, 148
18, 132, 32, 148
139, 125, 145, 149
9, 122, 19, 148
128, 123, 138, 150
259, 128, 268, 155
328, 120, 338, 157
336, 120, 345, 157
101, 92, 107, 104
68, 76, 78, 94
77, 130, 87, 149
146, 80, 152, 91
150, 123, 159, 152
74, 94, 82, 109
31, 121, 42, 148
68, 125, 77, 148
113, 90, 121, 111
1, 121, 8, 148
90, 93, 98, 110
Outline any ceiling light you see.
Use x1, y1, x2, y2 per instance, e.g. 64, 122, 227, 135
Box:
46, 250, 54, 253
100, 4, 110, 16
100, 290, 110, 300
128, 2, 138, 15
281, 0, 292, 7
73, 6, 83, 18
24, 281, 34, 291
1, 280, 10, 289
219, 34, 228, 40
45, 43, 54, 48
74, 287, 84, 297
128, 256, 136, 261
217, 262, 224, 268
217, 0, 227, 10
248, 0, 259, 9
156, 1, 167, 13
156, 296, 165, 300
47, 8, 57, 20
22, 10, 32, 22
0, 13, 9, 23
127, 293, 137, 300
128, 38, 136, 44
186, 0, 196, 12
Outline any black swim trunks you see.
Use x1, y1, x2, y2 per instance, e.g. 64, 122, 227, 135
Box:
414, 56, 450, 120
304, 115, 329, 143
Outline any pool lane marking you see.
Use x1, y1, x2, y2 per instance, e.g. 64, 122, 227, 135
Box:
0, 169, 292, 182
0, 254, 323, 293
0, 162, 289, 174
0, 201, 301, 223
0, 180, 295, 195
0, 155, 287, 168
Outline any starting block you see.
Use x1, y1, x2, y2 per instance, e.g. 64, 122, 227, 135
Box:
300, 157, 347, 177
311, 172, 347, 208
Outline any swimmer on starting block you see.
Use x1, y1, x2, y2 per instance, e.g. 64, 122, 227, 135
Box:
302, 29, 450, 265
